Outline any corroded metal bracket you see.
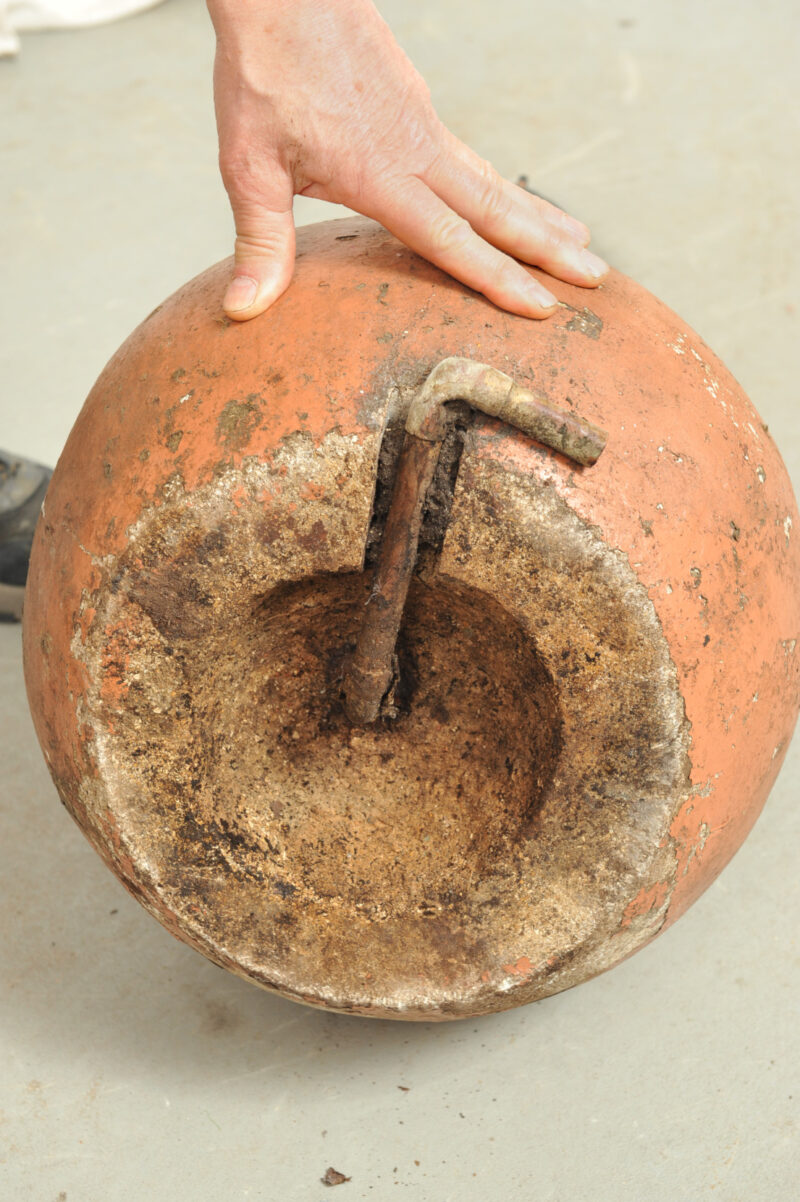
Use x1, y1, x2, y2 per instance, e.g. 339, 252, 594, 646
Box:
342, 357, 608, 725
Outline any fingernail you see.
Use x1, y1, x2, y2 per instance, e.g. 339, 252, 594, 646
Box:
523, 278, 558, 310
577, 248, 609, 280
224, 275, 258, 312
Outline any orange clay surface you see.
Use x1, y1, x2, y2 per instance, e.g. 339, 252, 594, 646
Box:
23, 217, 800, 1010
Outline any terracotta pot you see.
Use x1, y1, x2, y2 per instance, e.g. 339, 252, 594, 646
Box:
23, 217, 800, 1019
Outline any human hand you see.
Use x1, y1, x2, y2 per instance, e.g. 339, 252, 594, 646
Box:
207, 0, 608, 322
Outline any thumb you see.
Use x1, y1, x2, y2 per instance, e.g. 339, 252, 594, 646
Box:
223, 202, 296, 322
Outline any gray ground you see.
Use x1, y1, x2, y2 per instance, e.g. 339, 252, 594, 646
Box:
1, 1, 798, 1198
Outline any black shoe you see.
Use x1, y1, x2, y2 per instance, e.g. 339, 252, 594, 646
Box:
0, 451, 52, 621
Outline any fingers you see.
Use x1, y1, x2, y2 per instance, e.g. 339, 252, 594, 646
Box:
221, 204, 296, 321
424, 134, 608, 289
371, 175, 562, 318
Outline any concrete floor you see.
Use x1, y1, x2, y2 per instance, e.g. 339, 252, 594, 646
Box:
1, 1, 798, 1198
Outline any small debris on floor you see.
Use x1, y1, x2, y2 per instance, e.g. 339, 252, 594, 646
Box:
321, 1167, 351, 1187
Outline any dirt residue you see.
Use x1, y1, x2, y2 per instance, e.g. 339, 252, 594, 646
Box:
74, 428, 690, 1018
95, 564, 561, 938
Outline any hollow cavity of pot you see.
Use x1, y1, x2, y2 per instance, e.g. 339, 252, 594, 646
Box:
172, 572, 562, 916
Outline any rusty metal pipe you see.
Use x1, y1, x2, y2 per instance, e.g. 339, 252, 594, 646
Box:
342, 358, 608, 725
405, 356, 607, 464
341, 433, 440, 726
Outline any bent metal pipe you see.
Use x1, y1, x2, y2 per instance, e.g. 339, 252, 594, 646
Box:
342, 357, 608, 725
